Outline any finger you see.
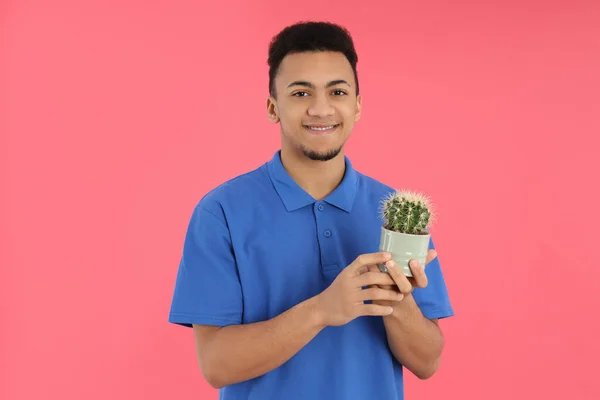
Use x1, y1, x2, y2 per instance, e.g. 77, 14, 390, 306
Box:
365, 265, 390, 290
369, 283, 397, 291
348, 252, 392, 276
366, 264, 393, 289
425, 250, 437, 265
357, 303, 394, 317
366, 264, 379, 273
408, 259, 428, 288
357, 265, 370, 275
366, 269, 397, 291
384, 260, 413, 294
354, 271, 396, 288
356, 287, 404, 302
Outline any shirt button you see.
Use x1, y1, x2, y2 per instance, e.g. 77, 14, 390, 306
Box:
318, 204, 324, 211
324, 230, 331, 237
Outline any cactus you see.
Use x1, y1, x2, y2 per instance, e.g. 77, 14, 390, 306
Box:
380, 190, 436, 235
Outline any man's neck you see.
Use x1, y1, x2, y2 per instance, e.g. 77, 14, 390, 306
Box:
279, 147, 346, 201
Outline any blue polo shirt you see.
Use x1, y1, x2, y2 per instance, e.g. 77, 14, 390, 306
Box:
169, 150, 454, 400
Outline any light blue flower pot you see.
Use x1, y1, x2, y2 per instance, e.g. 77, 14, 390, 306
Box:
378, 226, 430, 277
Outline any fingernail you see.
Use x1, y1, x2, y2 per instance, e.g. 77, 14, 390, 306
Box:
387, 260, 396, 269
410, 260, 418, 268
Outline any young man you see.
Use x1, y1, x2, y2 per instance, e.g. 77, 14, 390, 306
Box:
169, 21, 454, 399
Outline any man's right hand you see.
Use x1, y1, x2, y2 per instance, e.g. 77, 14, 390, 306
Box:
314, 252, 405, 327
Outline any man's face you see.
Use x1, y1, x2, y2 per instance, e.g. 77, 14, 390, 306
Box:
267, 51, 362, 161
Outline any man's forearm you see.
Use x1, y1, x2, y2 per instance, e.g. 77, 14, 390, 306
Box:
383, 293, 445, 379
198, 296, 325, 388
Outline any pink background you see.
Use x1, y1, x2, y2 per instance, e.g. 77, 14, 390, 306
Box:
2, 1, 599, 399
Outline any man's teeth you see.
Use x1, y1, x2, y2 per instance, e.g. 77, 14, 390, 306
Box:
307, 125, 336, 131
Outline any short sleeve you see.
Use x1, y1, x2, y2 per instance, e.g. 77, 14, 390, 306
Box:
411, 237, 454, 320
168, 203, 243, 328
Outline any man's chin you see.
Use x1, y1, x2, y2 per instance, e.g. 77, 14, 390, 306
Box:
302, 146, 343, 161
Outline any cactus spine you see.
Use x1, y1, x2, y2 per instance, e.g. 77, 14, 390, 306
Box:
380, 190, 435, 234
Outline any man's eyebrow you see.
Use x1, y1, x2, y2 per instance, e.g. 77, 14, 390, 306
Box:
286, 80, 351, 89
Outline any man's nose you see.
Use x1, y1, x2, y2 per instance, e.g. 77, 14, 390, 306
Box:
307, 93, 335, 117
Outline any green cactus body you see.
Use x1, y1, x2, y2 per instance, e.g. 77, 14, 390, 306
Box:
380, 190, 435, 235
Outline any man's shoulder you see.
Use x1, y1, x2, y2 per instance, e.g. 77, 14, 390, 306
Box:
195, 162, 269, 215
355, 169, 396, 197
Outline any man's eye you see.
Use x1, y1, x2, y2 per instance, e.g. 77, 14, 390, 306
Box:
293, 90, 346, 97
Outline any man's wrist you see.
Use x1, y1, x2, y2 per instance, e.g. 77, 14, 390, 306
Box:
303, 295, 328, 330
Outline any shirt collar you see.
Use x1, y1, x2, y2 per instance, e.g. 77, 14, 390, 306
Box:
266, 150, 358, 213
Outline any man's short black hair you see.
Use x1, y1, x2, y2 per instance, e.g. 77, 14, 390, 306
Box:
267, 21, 359, 98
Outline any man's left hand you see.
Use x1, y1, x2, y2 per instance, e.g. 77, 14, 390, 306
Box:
367, 249, 437, 306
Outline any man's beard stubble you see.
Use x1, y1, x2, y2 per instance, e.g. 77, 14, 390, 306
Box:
302, 145, 343, 161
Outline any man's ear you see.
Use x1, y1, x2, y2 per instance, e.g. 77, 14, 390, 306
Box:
354, 94, 362, 122
266, 96, 280, 123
